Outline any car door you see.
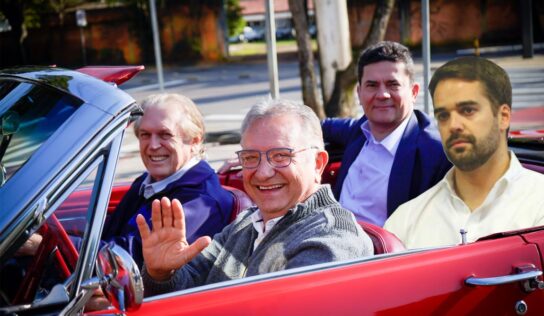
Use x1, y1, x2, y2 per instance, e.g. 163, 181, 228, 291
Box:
129, 230, 544, 315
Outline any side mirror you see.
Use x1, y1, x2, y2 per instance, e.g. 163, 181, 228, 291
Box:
96, 243, 143, 311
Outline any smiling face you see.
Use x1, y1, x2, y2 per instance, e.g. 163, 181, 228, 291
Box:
433, 79, 510, 171
137, 104, 196, 182
357, 61, 419, 138
240, 114, 327, 221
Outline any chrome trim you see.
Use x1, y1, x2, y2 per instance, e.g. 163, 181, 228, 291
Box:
74, 130, 125, 294
466, 270, 543, 286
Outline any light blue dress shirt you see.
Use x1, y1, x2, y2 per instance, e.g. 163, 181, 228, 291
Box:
339, 117, 410, 226
139, 157, 200, 199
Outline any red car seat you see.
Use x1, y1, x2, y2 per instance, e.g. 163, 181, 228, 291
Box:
358, 220, 405, 254
223, 185, 254, 222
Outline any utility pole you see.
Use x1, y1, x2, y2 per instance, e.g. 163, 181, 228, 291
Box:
149, 0, 165, 91
421, 0, 431, 114
265, 0, 279, 98
75, 10, 87, 66
521, 0, 534, 58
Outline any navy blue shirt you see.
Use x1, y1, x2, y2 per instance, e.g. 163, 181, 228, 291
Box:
101, 160, 234, 268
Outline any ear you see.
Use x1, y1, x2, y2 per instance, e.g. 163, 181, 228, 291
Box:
498, 104, 511, 132
314, 150, 329, 184
190, 136, 201, 145
411, 82, 420, 101
189, 136, 202, 155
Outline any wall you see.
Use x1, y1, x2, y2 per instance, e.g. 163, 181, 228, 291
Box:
347, 0, 541, 50
0, 1, 226, 68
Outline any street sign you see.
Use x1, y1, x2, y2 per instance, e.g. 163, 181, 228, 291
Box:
76, 9, 87, 27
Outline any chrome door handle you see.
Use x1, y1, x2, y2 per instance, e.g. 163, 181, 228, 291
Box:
466, 270, 542, 286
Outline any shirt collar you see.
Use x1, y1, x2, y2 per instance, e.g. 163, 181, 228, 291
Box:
361, 114, 411, 155
139, 157, 200, 199
250, 210, 284, 234
442, 151, 520, 197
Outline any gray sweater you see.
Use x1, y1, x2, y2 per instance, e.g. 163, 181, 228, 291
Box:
143, 185, 373, 296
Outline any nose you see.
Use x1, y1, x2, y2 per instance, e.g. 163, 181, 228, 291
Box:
375, 84, 391, 99
149, 134, 162, 150
253, 157, 275, 179
448, 112, 464, 132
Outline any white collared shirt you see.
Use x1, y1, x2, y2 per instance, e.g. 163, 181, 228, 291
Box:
139, 157, 200, 199
250, 210, 284, 251
384, 152, 544, 249
339, 116, 411, 226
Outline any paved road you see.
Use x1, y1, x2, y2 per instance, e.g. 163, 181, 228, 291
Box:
114, 53, 544, 182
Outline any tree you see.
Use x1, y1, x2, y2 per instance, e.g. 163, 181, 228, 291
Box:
0, 0, 91, 65
225, 0, 245, 37
289, 0, 395, 118
288, 0, 324, 118
0, 0, 46, 64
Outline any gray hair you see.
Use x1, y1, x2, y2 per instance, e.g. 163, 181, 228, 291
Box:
241, 98, 324, 150
133, 93, 206, 157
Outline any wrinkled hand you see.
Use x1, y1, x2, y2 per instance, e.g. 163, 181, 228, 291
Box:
136, 197, 211, 281
15, 233, 43, 256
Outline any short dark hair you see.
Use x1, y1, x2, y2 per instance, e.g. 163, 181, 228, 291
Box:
357, 41, 415, 83
429, 56, 512, 114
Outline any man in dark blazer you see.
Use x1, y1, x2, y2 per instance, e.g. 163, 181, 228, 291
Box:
322, 41, 451, 226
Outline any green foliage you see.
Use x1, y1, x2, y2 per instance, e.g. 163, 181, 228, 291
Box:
0, 0, 97, 30
22, 2, 43, 29
226, 0, 244, 37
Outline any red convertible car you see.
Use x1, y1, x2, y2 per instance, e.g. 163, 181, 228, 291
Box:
0, 66, 543, 315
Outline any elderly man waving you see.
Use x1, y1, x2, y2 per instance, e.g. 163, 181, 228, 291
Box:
137, 99, 373, 296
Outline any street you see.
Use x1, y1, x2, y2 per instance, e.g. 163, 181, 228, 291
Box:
114, 54, 544, 183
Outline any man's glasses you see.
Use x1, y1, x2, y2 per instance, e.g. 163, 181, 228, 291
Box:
236, 147, 318, 169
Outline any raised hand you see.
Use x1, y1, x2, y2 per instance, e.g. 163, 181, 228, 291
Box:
136, 197, 211, 281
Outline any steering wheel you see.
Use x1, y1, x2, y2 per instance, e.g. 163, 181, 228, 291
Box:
12, 214, 79, 304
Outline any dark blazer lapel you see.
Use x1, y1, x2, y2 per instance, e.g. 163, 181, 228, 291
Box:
163, 160, 213, 191
387, 113, 419, 215
334, 116, 368, 198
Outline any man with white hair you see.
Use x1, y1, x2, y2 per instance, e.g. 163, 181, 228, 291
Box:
102, 93, 233, 267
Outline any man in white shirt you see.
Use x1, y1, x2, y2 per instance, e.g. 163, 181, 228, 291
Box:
322, 41, 451, 226
384, 57, 544, 249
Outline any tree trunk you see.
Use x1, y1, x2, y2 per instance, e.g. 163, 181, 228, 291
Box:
288, 0, 325, 119
324, 0, 395, 118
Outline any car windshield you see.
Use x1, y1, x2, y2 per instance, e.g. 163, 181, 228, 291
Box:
0, 79, 83, 187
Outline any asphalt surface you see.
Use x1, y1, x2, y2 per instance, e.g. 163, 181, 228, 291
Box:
113, 50, 544, 183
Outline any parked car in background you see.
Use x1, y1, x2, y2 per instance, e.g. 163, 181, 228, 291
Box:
229, 26, 265, 43
0, 65, 543, 315
309, 24, 317, 38
243, 26, 265, 42
275, 26, 294, 40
